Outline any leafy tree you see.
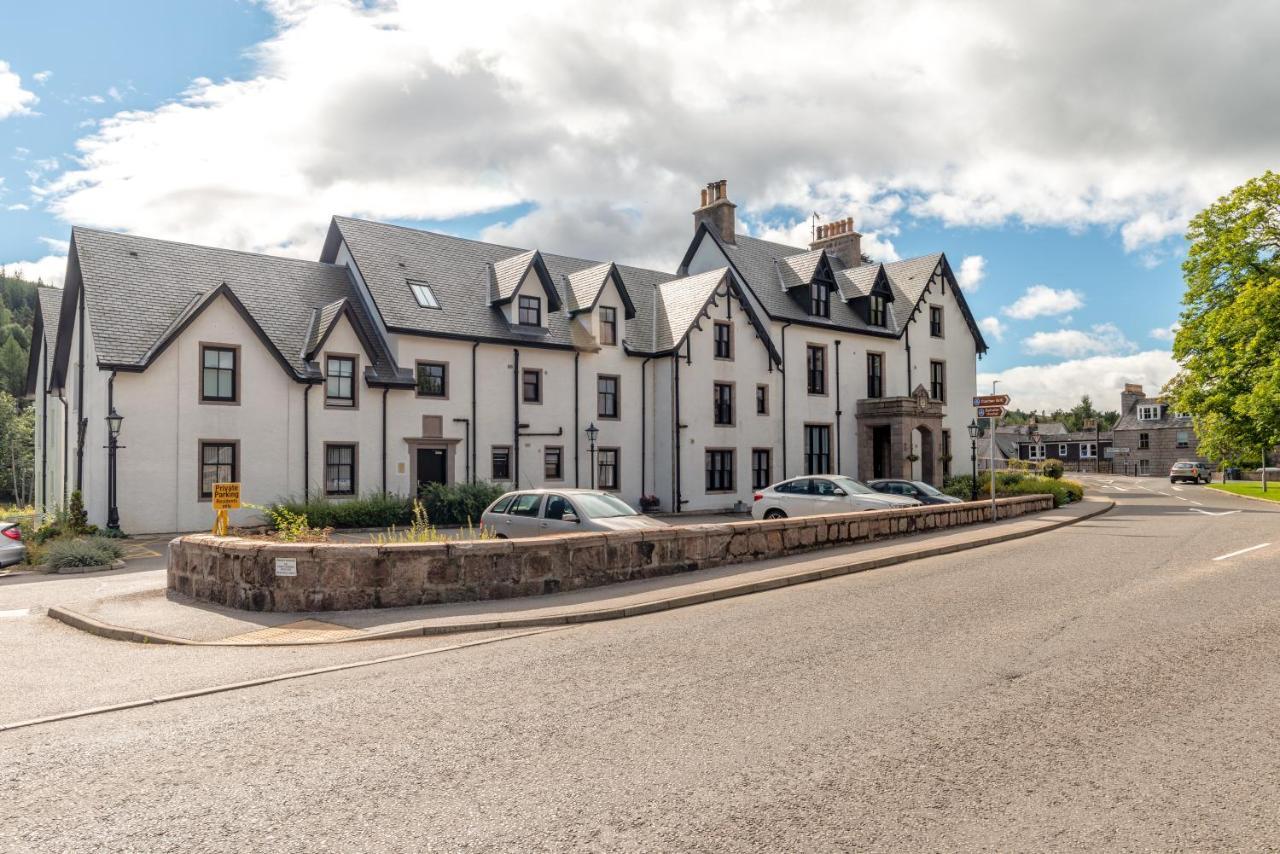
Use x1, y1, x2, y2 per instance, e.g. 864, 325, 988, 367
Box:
0, 392, 34, 504
0, 336, 25, 398
1168, 170, 1280, 470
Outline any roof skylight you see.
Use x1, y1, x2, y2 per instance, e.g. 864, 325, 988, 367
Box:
408, 280, 440, 309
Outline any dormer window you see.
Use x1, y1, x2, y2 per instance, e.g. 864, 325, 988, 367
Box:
1137, 404, 1161, 421
518, 295, 542, 326
809, 279, 830, 318
868, 294, 887, 327
409, 280, 440, 309
599, 306, 617, 345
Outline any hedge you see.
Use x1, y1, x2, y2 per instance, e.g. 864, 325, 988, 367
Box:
270, 482, 506, 530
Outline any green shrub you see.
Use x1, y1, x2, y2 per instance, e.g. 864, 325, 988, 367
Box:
270, 492, 412, 530
417, 481, 506, 526
1041, 459, 1065, 479
44, 538, 116, 569
85, 536, 126, 560
942, 474, 977, 500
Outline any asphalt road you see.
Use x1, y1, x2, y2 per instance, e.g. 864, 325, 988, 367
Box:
4, 476, 1280, 851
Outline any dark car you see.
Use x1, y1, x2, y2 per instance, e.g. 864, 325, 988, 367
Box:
866, 479, 964, 505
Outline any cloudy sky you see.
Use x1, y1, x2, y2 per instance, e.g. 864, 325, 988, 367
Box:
2, 0, 1277, 412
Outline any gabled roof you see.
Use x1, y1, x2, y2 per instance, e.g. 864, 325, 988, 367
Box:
53, 228, 404, 386
564, 261, 638, 319
775, 249, 827, 291
322, 217, 673, 350
633, 267, 780, 364
679, 223, 988, 353
1113, 398, 1192, 432
25, 286, 64, 395
489, 249, 562, 311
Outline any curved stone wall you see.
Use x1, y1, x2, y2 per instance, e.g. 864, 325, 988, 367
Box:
167, 495, 1054, 612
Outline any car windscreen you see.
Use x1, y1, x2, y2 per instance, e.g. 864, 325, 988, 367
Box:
912, 481, 946, 497
572, 493, 637, 518
832, 477, 877, 494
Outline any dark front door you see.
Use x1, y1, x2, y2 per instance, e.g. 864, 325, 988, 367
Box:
416, 448, 447, 491
872, 426, 891, 479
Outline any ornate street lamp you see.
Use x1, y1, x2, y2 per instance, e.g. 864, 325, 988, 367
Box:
105, 409, 124, 532
967, 419, 981, 501
585, 422, 600, 490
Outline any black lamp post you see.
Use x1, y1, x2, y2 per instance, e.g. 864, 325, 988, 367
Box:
105, 409, 124, 531
585, 422, 599, 489
967, 419, 980, 501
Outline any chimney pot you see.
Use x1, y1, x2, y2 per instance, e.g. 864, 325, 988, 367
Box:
692, 178, 736, 243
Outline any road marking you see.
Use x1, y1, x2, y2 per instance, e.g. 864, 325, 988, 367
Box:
1189, 508, 1241, 517
1172, 485, 1183, 492
1213, 543, 1272, 561
0, 608, 30, 619
1189, 500, 1203, 505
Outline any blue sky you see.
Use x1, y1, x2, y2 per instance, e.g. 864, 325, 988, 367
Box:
2, 0, 1272, 411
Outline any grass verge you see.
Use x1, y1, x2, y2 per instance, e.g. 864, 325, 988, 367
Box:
1207, 482, 1280, 502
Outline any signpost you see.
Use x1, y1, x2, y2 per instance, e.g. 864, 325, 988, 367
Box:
976, 406, 1004, 418
972, 394, 1010, 407
973, 393, 1010, 521
211, 482, 241, 536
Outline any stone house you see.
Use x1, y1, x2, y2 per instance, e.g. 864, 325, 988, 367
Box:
1110, 383, 1204, 476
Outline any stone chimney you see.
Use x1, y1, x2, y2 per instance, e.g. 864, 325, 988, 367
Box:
1120, 383, 1145, 415
693, 180, 737, 244
809, 216, 862, 268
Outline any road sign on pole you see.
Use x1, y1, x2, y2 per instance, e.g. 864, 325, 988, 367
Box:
973, 394, 1010, 407
976, 406, 1004, 418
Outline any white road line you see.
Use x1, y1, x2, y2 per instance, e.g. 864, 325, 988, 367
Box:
1190, 508, 1241, 516
1172, 485, 1183, 492
0, 608, 30, 619
1213, 543, 1272, 562
1157, 491, 1170, 496
1177, 497, 1189, 501
1189, 500, 1203, 505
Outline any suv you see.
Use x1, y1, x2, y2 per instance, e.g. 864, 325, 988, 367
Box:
1170, 460, 1211, 484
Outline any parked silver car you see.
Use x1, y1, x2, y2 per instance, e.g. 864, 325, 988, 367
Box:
0, 522, 27, 567
751, 475, 921, 520
1170, 460, 1211, 484
480, 489, 669, 539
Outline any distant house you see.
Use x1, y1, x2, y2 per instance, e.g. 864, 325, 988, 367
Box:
1110, 383, 1203, 476
1015, 428, 1113, 472
977, 422, 1066, 471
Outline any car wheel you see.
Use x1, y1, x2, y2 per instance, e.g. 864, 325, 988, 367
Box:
495, 533, 508, 540
763, 509, 787, 520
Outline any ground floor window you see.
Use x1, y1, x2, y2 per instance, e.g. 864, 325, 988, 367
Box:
492, 446, 511, 480
325, 443, 357, 495
1139, 458, 1150, 475
804, 425, 831, 475
705, 449, 735, 492
597, 448, 619, 490
199, 441, 237, 500
752, 448, 772, 490
941, 430, 952, 478
544, 446, 563, 480
1028, 444, 1045, 461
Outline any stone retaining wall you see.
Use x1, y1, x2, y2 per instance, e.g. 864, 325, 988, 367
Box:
168, 495, 1054, 612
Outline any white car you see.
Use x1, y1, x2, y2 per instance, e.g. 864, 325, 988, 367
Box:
751, 475, 922, 520
480, 489, 669, 539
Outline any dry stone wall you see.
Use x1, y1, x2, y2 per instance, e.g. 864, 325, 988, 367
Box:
168, 495, 1053, 612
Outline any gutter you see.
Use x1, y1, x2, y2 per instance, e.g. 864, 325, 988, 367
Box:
573, 352, 580, 487
471, 342, 479, 483
512, 348, 520, 489
673, 352, 682, 511
780, 322, 792, 479
75, 285, 85, 491
834, 338, 842, 473
381, 387, 389, 493
303, 384, 314, 501
640, 356, 652, 497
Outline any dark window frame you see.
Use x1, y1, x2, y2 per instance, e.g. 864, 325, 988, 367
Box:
866, 352, 884, 399
198, 440, 238, 501
518, 295, 542, 326
324, 442, 358, 496
752, 448, 772, 490
415, 361, 448, 398
324, 354, 358, 409
810, 279, 830, 318
713, 382, 734, 426
599, 306, 617, 346
597, 447, 620, 491
491, 446, 512, 480
544, 446, 563, 480
756, 384, 769, 415
869, 294, 887, 327
929, 305, 944, 338
705, 448, 735, 493
929, 360, 946, 402
806, 344, 827, 395
597, 374, 620, 419
522, 368, 543, 404
713, 320, 733, 360
199, 343, 240, 405
804, 424, 832, 475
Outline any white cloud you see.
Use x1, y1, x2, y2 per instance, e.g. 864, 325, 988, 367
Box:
1150, 322, 1181, 341
1, 255, 66, 286
7, 203, 29, 211
81, 94, 105, 105
979, 316, 1006, 343
32, 70, 51, 84
979, 350, 1179, 413
38, 236, 70, 253
1023, 322, 1135, 358
26, 1, 1280, 265
956, 255, 986, 292
0, 60, 38, 119
1003, 285, 1085, 320
106, 86, 123, 102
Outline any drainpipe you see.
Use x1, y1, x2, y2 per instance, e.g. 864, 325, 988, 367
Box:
470, 341, 478, 483
105, 370, 117, 529
834, 339, 842, 474
303, 383, 313, 501
904, 323, 912, 394
58, 390, 68, 502
673, 352, 682, 511
640, 356, 652, 497
780, 322, 792, 478
75, 285, 85, 491
512, 348, 520, 489
573, 352, 580, 487
39, 368, 47, 515
381, 387, 389, 493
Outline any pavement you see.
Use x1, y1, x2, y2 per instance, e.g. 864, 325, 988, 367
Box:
46, 496, 1107, 645
6, 475, 1280, 850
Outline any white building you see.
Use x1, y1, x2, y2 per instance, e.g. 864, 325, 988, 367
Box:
29, 180, 988, 534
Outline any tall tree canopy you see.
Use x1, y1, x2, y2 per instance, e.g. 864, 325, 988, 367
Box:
1169, 171, 1280, 463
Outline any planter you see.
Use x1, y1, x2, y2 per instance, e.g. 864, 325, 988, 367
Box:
55, 559, 127, 575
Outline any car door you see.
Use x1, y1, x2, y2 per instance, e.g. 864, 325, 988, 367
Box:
810, 478, 851, 515
539, 494, 581, 535
779, 479, 815, 515
505, 493, 543, 537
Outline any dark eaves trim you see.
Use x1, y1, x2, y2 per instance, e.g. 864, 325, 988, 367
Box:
384, 325, 578, 352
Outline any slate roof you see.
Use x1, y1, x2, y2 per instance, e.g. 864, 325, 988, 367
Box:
64, 227, 405, 385
1113, 398, 1191, 432
489, 250, 539, 304
1019, 430, 1113, 444
691, 227, 987, 352
322, 216, 675, 351
651, 268, 732, 352
37, 286, 61, 365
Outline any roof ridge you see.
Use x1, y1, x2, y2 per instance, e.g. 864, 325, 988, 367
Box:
72, 226, 344, 271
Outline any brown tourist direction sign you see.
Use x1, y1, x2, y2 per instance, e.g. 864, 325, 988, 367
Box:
976, 405, 1005, 418
972, 394, 1010, 407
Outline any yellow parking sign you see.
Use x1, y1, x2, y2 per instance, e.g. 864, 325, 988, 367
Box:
212, 483, 241, 510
